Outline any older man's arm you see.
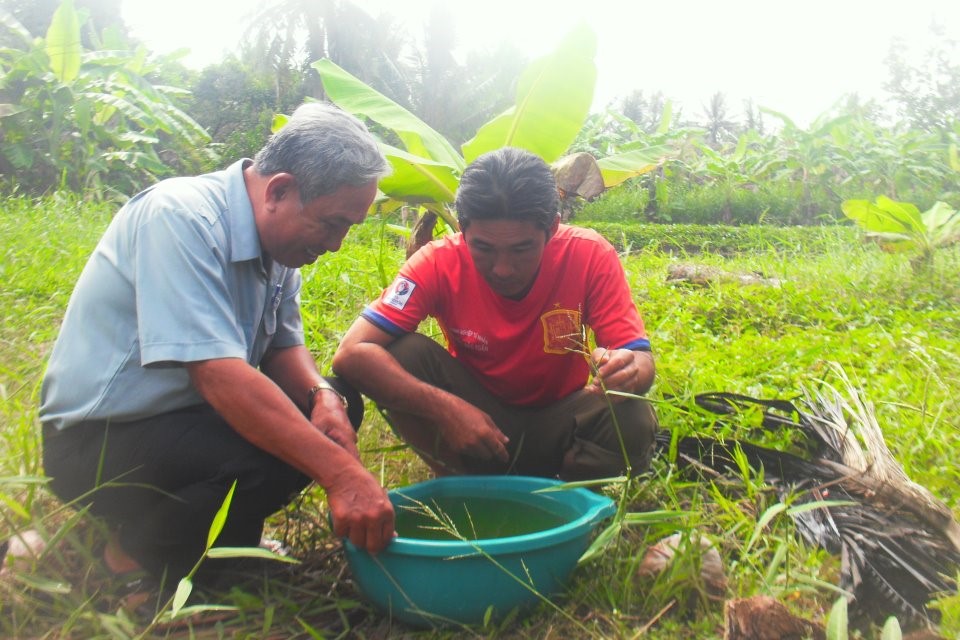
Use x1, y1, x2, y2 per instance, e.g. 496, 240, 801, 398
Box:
185, 357, 393, 553
260, 345, 359, 459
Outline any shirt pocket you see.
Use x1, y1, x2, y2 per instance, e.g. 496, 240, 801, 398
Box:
262, 283, 282, 337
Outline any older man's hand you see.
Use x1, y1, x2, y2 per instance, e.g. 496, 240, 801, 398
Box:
327, 467, 395, 554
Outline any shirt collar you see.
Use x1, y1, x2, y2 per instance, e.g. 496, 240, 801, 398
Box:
225, 159, 262, 264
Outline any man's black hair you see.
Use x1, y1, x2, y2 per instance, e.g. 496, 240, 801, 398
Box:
455, 147, 559, 232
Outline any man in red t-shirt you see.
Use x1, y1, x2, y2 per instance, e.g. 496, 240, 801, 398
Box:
333, 147, 658, 480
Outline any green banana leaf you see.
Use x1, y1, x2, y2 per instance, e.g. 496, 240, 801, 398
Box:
461, 23, 597, 164
46, 0, 81, 84
598, 145, 672, 188
313, 59, 464, 172
378, 143, 460, 204
0, 10, 32, 46
841, 197, 960, 256
841, 197, 923, 235
923, 201, 960, 245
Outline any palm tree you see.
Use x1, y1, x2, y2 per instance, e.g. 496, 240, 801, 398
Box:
701, 91, 739, 148
618, 89, 670, 134
408, 6, 524, 146
241, 0, 411, 104
742, 98, 765, 135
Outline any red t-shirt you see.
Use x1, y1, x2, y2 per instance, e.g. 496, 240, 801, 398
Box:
363, 225, 650, 407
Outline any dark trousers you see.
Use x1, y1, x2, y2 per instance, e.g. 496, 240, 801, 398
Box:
42, 381, 362, 582
386, 334, 659, 480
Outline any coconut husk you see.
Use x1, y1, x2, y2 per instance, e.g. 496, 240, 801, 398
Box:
637, 533, 727, 597
724, 596, 825, 640
551, 152, 605, 201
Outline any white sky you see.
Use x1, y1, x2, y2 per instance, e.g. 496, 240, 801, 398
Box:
121, 0, 960, 127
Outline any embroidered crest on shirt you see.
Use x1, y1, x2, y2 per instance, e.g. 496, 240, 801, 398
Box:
541, 307, 583, 354
385, 276, 416, 310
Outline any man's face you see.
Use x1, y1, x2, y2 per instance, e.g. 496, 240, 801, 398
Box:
463, 217, 558, 299
261, 179, 378, 268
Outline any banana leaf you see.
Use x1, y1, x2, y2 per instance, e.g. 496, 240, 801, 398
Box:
313, 59, 464, 172
842, 197, 923, 234
461, 23, 597, 164
378, 144, 460, 204
924, 201, 960, 246
45, 0, 81, 84
597, 145, 672, 188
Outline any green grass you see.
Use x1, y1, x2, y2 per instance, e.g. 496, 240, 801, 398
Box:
2, 197, 958, 638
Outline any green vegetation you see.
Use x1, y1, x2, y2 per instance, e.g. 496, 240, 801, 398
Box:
0, 0, 213, 197
578, 222, 858, 256
2, 197, 958, 638
5, 1, 960, 220
842, 196, 960, 271
573, 108, 960, 226
313, 26, 658, 233
2, 1, 960, 637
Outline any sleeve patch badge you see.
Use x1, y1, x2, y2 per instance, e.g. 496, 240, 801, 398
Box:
385, 276, 417, 310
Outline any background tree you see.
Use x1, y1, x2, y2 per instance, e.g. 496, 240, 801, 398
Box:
699, 91, 739, 149
243, 0, 410, 104
185, 57, 295, 167
237, 1, 524, 147
742, 98, 765, 135
617, 89, 671, 134
1, 0, 123, 48
884, 22, 960, 134
407, 6, 525, 146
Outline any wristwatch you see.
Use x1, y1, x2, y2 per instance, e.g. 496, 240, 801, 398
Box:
307, 379, 349, 412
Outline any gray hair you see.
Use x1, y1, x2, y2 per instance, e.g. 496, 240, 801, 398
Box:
252, 102, 390, 202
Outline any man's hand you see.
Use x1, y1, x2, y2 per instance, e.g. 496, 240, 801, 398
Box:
187, 356, 394, 553
435, 398, 510, 464
310, 390, 360, 459
586, 348, 655, 401
326, 467, 395, 554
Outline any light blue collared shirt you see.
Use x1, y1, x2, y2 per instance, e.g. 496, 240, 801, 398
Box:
40, 160, 304, 430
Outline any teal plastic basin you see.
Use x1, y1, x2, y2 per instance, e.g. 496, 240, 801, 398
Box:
342, 475, 616, 628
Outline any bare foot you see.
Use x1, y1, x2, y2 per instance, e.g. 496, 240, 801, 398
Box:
103, 533, 142, 575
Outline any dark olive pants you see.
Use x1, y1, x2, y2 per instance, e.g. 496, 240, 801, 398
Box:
42, 379, 362, 582
385, 334, 658, 480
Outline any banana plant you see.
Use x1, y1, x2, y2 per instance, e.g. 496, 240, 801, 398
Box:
0, 0, 213, 197
841, 196, 960, 270
312, 23, 664, 234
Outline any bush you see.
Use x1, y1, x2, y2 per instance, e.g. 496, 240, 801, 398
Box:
579, 221, 858, 256
578, 180, 847, 227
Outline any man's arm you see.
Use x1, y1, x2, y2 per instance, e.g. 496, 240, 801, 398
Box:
260, 345, 359, 458
185, 357, 393, 553
332, 318, 509, 463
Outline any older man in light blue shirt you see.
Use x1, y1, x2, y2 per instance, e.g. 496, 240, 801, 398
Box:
41, 161, 304, 428
40, 103, 395, 588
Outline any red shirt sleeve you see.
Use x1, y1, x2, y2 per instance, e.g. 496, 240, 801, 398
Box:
583, 237, 650, 351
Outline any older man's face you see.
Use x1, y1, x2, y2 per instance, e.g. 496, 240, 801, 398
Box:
261, 180, 377, 268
